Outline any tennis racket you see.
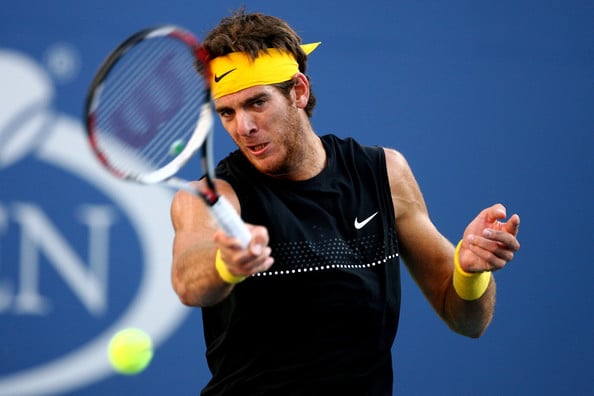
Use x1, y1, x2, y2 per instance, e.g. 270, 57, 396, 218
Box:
84, 25, 251, 247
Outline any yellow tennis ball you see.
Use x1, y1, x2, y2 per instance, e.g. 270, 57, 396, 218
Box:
108, 328, 153, 375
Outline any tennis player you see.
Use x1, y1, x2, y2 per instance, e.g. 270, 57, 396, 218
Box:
170, 10, 521, 395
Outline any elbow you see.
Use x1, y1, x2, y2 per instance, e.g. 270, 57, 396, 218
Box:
447, 319, 490, 339
171, 272, 226, 308
462, 325, 488, 339
448, 311, 493, 339
176, 288, 198, 307
443, 295, 494, 339
171, 273, 200, 307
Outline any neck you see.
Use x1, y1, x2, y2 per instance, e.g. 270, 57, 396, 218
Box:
290, 131, 326, 181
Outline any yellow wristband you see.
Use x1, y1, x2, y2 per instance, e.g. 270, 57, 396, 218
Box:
215, 249, 246, 284
452, 240, 491, 301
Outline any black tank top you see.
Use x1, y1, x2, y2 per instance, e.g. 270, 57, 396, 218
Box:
201, 134, 400, 396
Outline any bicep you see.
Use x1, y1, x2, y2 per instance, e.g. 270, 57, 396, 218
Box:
384, 148, 454, 313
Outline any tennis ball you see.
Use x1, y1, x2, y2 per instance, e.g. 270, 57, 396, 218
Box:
108, 328, 153, 375
169, 139, 185, 156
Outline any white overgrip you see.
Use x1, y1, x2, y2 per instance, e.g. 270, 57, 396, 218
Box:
209, 196, 251, 248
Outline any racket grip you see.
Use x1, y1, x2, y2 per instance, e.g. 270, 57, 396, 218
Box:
209, 196, 251, 248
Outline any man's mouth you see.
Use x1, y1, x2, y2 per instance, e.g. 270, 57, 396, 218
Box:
248, 143, 268, 153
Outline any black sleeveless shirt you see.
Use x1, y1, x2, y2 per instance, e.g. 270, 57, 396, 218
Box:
201, 134, 401, 396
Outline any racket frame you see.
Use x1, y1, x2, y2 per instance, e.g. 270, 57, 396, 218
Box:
84, 25, 251, 247
85, 25, 212, 183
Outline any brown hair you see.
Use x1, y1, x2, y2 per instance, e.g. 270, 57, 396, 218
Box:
203, 10, 317, 117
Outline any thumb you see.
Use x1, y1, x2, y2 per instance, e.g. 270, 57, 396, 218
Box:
503, 214, 521, 236
248, 225, 269, 255
250, 241, 263, 255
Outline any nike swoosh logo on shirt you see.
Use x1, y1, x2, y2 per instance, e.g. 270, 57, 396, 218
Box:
214, 68, 237, 83
354, 211, 378, 230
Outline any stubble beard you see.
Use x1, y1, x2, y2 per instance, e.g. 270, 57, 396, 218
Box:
253, 106, 306, 179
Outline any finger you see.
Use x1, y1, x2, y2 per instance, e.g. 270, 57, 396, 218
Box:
240, 246, 274, 274
214, 229, 246, 250
502, 214, 521, 236
248, 225, 269, 255
485, 203, 507, 223
471, 234, 515, 261
249, 249, 275, 273
482, 228, 521, 252
465, 240, 508, 271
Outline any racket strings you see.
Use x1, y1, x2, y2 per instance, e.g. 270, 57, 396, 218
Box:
91, 35, 208, 177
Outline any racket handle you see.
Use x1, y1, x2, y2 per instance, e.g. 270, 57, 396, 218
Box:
209, 196, 251, 248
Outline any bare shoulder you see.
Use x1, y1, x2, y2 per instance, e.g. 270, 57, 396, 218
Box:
382, 147, 406, 162
382, 147, 428, 218
382, 147, 409, 176
382, 147, 418, 194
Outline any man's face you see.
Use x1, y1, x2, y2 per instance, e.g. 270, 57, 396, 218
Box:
214, 84, 307, 178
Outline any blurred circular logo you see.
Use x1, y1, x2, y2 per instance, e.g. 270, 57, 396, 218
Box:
0, 49, 189, 395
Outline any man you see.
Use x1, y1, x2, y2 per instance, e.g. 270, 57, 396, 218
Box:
170, 10, 521, 396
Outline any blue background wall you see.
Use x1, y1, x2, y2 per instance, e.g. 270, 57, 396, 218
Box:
1, 1, 592, 395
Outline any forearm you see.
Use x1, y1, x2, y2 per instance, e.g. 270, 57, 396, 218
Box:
402, 236, 496, 338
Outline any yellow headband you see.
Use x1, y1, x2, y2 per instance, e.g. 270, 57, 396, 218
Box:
209, 42, 320, 100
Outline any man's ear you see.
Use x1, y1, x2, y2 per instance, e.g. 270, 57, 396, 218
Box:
292, 73, 310, 109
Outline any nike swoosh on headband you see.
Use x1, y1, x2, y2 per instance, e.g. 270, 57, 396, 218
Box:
214, 68, 237, 83
354, 212, 378, 230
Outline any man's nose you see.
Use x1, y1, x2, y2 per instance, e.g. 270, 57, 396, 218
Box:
236, 111, 256, 137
